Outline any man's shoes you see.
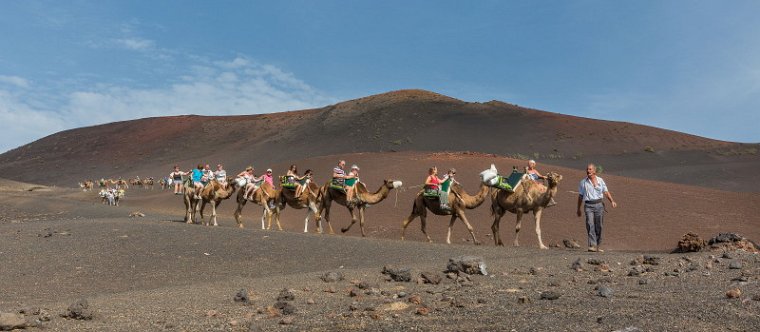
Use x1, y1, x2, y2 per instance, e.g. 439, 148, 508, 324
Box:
547, 198, 557, 207
588, 246, 597, 252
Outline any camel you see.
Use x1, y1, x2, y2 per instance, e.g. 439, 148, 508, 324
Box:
401, 182, 490, 245
232, 180, 278, 229
274, 181, 323, 233
490, 171, 563, 249
183, 179, 202, 224
79, 180, 94, 191
198, 179, 240, 226
316, 179, 402, 237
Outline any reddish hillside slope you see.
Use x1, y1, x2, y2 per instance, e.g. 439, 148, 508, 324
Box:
0, 89, 757, 191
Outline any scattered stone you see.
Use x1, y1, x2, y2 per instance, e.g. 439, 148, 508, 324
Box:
349, 302, 359, 311
571, 258, 584, 272
279, 316, 294, 325
397, 291, 407, 298
594, 263, 612, 273
408, 295, 422, 305
517, 296, 531, 304
379, 302, 409, 312
710, 233, 745, 244
674, 232, 706, 253
548, 279, 562, 287
349, 289, 360, 297
664, 271, 680, 277
233, 289, 250, 304
274, 301, 297, 315
729, 261, 743, 269
364, 288, 381, 296
129, 211, 145, 218
445, 272, 458, 280
17, 307, 40, 316
540, 291, 561, 300
276, 289, 295, 302
420, 272, 442, 285
382, 266, 412, 282
324, 286, 337, 293
529, 267, 543, 276
62, 299, 93, 320
563, 239, 581, 249
587, 258, 605, 266
726, 288, 742, 299
705, 261, 713, 270
643, 255, 661, 265
597, 286, 614, 298
229, 320, 238, 327
356, 281, 371, 290
628, 266, 645, 277
722, 252, 734, 259
638, 279, 649, 285
446, 256, 488, 275
477, 298, 487, 304
0, 313, 27, 331
415, 307, 430, 316
205, 310, 218, 317
320, 271, 344, 283
306, 298, 315, 305
381, 290, 392, 297
752, 295, 760, 301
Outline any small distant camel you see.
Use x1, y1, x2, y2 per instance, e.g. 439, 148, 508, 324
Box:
401, 182, 489, 245
79, 180, 94, 191
490, 171, 562, 249
316, 179, 402, 237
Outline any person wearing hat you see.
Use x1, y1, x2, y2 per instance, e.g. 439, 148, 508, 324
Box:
344, 164, 360, 206
263, 168, 275, 189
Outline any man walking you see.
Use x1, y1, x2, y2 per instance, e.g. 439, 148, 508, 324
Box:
577, 163, 617, 252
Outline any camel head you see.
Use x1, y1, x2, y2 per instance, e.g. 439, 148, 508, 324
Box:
384, 179, 403, 189
545, 172, 563, 186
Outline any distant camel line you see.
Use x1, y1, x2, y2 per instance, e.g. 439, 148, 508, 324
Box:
84, 165, 560, 249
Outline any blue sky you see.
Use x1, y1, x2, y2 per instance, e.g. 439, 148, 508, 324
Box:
1, 1, 759, 152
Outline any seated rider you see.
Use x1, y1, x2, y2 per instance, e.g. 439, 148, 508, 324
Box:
286, 164, 311, 197
202, 164, 214, 184
215, 164, 227, 185
332, 160, 346, 187
191, 164, 205, 198
345, 165, 360, 204
297, 169, 313, 197
526, 160, 557, 207
238, 166, 263, 201
425, 166, 450, 210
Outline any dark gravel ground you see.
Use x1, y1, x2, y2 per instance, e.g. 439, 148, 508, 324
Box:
1, 189, 759, 331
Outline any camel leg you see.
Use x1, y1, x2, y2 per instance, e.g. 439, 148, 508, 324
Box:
200, 200, 209, 226
212, 200, 221, 226
491, 212, 506, 246
514, 211, 523, 247
234, 200, 246, 228
359, 207, 366, 237
534, 209, 547, 249
341, 206, 358, 234
260, 210, 267, 230
401, 212, 419, 241
458, 212, 481, 245
419, 210, 432, 243
446, 214, 457, 245
323, 200, 335, 235
308, 201, 319, 233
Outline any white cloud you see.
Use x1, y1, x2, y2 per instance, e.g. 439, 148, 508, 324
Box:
114, 37, 154, 51
0, 75, 30, 88
0, 57, 335, 152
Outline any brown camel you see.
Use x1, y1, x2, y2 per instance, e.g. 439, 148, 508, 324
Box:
232, 181, 278, 229
198, 179, 239, 226
490, 172, 563, 249
274, 181, 323, 233
401, 182, 490, 245
316, 179, 402, 237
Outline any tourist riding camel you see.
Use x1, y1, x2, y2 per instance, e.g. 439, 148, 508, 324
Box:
276, 167, 322, 233
317, 172, 402, 237
214, 164, 227, 185
487, 164, 563, 249
424, 166, 450, 210
190, 164, 205, 199
527, 160, 556, 207
233, 179, 278, 230
170, 165, 186, 194
238, 166, 264, 201
198, 179, 239, 226
401, 168, 489, 245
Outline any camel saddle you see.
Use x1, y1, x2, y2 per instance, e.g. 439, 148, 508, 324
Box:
422, 179, 452, 199
494, 170, 523, 192
280, 176, 297, 190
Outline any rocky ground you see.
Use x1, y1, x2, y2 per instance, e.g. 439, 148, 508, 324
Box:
1, 188, 759, 331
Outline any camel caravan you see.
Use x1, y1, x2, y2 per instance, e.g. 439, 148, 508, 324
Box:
165, 159, 563, 249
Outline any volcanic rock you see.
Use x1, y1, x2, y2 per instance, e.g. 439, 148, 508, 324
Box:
62, 299, 93, 320
382, 266, 412, 282
674, 233, 706, 253
0, 313, 27, 331
446, 256, 488, 275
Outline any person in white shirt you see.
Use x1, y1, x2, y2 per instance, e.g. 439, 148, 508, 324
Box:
576, 163, 618, 252
215, 164, 227, 185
